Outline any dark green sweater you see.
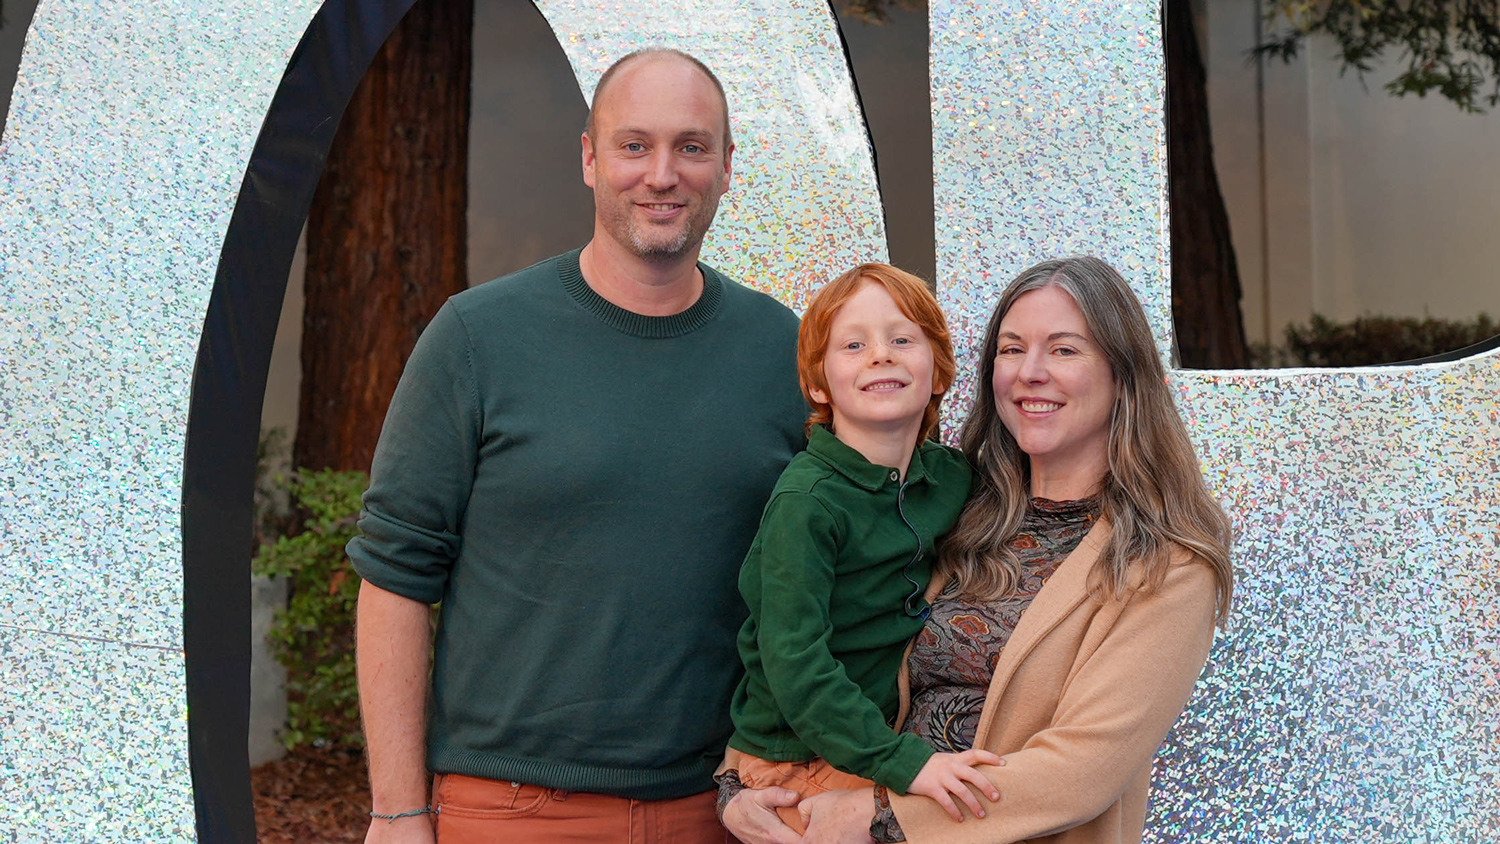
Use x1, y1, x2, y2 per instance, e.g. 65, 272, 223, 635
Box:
728, 426, 972, 793
348, 250, 806, 799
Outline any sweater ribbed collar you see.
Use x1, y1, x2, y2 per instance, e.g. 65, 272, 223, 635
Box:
557, 248, 725, 338
806, 425, 941, 492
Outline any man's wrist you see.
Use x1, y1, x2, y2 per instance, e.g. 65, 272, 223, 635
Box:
369, 805, 435, 823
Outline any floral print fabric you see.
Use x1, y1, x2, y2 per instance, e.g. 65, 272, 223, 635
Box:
906, 496, 1100, 751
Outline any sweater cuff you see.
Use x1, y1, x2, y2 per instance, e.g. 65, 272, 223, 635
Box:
874, 732, 935, 794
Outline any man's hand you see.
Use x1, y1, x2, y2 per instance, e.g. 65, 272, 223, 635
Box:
362, 814, 436, 844
799, 788, 877, 844
905, 749, 1004, 821
721, 785, 801, 844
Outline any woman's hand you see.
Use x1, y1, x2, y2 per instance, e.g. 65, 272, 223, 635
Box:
799, 787, 877, 844
721, 785, 802, 844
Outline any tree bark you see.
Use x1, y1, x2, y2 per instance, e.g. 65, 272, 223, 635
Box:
296, 0, 474, 473
1165, 0, 1250, 368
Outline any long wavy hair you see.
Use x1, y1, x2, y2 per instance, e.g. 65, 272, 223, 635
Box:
938, 257, 1234, 624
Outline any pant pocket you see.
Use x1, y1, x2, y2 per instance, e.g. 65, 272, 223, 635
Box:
434, 774, 552, 819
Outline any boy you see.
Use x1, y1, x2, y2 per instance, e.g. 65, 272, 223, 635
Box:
724, 263, 1000, 833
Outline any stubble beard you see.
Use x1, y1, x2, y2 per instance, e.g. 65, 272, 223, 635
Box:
621, 192, 721, 262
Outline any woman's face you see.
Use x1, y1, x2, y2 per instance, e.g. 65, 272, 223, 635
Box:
992, 285, 1117, 484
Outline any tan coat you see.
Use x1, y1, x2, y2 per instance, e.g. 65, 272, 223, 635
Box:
890, 518, 1219, 844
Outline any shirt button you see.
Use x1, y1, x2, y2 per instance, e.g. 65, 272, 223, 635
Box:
889, 470, 899, 481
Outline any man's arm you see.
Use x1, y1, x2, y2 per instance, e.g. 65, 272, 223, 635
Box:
358, 580, 436, 843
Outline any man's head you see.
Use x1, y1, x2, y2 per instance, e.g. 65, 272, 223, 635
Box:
581, 50, 735, 264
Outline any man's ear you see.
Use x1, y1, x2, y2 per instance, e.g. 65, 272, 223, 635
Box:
720, 142, 736, 194
581, 131, 596, 189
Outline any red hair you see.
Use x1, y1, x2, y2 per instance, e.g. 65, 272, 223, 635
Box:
798, 263, 957, 441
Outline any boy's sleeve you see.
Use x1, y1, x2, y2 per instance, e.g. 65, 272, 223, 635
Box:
748, 491, 935, 792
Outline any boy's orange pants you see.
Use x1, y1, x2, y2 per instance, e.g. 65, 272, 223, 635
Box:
734, 755, 875, 835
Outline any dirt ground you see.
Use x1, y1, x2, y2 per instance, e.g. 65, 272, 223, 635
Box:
252, 745, 370, 843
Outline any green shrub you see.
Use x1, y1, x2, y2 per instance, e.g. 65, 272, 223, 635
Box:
252, 468, 369, 750
1252, 313, 1497, 367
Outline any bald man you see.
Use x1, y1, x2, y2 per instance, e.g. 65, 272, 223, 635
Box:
349, 50, 807, 843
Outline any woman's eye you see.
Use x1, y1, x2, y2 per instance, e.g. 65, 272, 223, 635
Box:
997, 346, 1022, 356
1054, 346, 1078, 356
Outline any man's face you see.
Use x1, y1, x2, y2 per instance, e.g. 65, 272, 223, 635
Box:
582, 57, 734, 263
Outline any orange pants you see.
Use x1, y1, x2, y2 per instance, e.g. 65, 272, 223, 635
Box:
734, 756, 874, 836
431, 773, 727, 843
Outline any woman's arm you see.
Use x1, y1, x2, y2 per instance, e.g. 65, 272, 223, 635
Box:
889, 559, 1219, 844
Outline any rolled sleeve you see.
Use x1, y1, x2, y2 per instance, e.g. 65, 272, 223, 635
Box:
346, 302, 481, 604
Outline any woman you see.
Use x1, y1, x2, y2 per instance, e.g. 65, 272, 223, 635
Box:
722, 256, 1234, 843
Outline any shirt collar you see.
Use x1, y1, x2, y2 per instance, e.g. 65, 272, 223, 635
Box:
805, 425, 938, 492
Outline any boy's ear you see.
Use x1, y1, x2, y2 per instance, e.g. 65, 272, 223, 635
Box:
808, 385, 829, 406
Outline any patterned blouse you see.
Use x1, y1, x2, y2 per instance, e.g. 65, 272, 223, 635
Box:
872, 495, 1100, 842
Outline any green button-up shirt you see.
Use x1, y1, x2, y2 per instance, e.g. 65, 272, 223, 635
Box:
728, 425, 973, 792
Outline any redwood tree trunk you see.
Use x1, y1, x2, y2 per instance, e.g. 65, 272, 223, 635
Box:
295, 0, 474, 473
1166, 0, 1250, 368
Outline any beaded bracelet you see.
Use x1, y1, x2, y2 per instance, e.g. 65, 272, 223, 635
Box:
369, 805, 435, 823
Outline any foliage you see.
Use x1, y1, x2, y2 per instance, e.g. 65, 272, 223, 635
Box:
1251, 312, 1498, 366
1259, 1, 1500, 111
252, 468, 370, 750
837, 0, 923, 24
254, 427, 295, 552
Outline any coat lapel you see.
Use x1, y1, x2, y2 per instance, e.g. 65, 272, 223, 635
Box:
971, 517, 1112, 742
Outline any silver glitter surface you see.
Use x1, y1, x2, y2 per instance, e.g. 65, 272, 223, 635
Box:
932, 0, 1170, 414
535, 0, 888, 312
933, 1, 1499, 839
0, 0, 322, 839
0, 628, 194, 841
1157, 356, 1500, 841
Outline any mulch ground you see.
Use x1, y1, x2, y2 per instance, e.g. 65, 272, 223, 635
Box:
252, 745, 370, 843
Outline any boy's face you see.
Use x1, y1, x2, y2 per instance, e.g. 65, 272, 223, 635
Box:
809, 280, 940, 446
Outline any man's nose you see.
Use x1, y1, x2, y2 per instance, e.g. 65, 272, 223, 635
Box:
643, 150, 678, 189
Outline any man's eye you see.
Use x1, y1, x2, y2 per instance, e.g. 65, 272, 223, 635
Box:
682, 143, 706, 154
625, 142, 646, 153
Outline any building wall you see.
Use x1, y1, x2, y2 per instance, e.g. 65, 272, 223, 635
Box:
1202, 0, 1500, 347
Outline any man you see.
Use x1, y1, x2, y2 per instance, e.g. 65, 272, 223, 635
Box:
349, 50, 808, 843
